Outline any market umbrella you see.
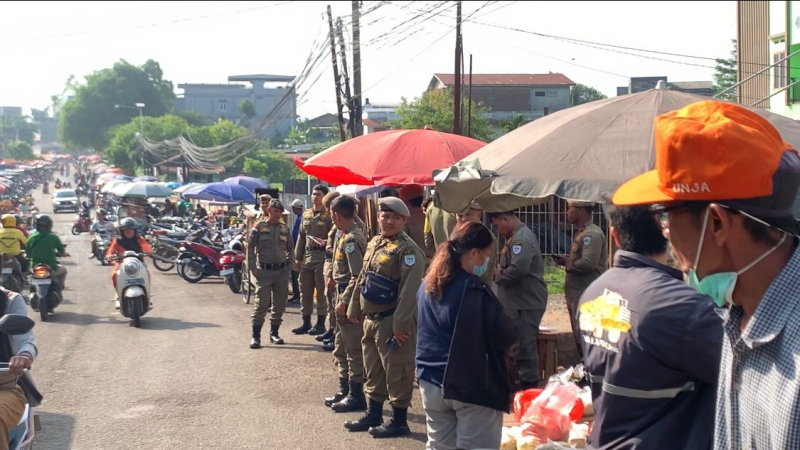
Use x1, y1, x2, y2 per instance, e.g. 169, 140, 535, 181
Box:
172, 182, 199, 195
224, 175, 270, 191
164, 181, 181, 190
105, 167, 124, 174
434, 85, 800, 213
335, 184, 389, 198
112, 181, 173, 198
101, 179, 131, 194
182, 182, 255, 204
294, 129, 486, 186
134, 175, 158, 182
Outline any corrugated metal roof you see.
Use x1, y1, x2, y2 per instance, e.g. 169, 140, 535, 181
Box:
433, 73, 575, 87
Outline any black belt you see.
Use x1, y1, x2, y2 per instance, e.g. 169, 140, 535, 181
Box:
307, 246, 326, 251
260, 262, 286, 270
364, 308, 396, 321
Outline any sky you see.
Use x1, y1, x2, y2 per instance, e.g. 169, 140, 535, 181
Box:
0, 1, 737, 120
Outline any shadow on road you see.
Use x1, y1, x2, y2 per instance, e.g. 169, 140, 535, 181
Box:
46, 312, 126, 326
266, 342, 326, 352
32, 411, 76, 450
139, 317, 221, 331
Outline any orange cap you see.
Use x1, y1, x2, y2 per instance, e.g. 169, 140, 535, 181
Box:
399, 184, 424, 201
613, 100, 792, 206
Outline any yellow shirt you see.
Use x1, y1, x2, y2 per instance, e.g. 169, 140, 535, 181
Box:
0, 228, 28, 256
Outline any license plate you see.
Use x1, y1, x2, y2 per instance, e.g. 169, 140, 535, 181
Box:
220, 268, 234, 276
124, 278, 145, 285
31, 279, 51, 285
1, 269, 11, 274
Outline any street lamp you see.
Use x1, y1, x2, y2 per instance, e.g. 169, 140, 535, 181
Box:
114, 103, 146, 174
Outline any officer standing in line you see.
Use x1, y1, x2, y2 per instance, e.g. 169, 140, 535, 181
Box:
423, 191, 456, 254
293, 184, 333, 336
248, 199, 294, 348
489, 210, 548, 389
344, 197, 424, 439
256, 194, 272, 221
327, 196, 368, 413
319, 191, 343, 350
289, 199, 304, 303
553, 201, 607, 357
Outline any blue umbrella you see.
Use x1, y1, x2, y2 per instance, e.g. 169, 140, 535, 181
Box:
164, 181, 182, 190
224, 176, 269, 191
182, 182, 256, 204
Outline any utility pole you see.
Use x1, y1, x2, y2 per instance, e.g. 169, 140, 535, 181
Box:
327, 5, 347, 142
452, 1, 462, 135
337, 17, 355, 139
351, 0, 363, 137
468, 54, 473, 138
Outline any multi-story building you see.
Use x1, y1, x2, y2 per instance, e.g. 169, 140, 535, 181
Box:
427, 73, 575, 121
174, 74, 297, 137
616, 76, 715, 96
0, 107, 22, 117
737, 1, 799, 118
362, 99, 398, 135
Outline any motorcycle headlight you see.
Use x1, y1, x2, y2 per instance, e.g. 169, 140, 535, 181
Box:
123, 261, 140, 277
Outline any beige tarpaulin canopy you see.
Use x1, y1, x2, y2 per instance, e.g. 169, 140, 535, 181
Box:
435, 86, 800, 214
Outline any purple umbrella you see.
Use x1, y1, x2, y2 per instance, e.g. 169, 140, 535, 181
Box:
182, 182, 256, 204
224, 176, 270, 192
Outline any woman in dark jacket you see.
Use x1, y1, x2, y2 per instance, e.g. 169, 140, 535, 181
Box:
416, 221, 519, 450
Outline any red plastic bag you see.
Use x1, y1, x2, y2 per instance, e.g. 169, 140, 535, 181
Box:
519, 368, 582, 442
513, 388, 583, 423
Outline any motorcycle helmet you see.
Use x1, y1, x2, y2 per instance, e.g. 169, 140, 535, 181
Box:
13, 215, 22, 228
98, 208, 108, 218
119, 217, 139, 235
1, 214, 15, 228
35, 214, 53, 232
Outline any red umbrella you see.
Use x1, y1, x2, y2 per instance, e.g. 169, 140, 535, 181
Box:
294, 129, 486, 186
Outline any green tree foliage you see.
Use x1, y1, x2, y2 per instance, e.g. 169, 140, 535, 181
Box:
498, 114, 528, 133
284, 126, 308, 146
30, 108, 49, 122
174, 110, 210, 127
106, 114, 189, 173
59, 59, 174, 151
570, 83, 608, 106
714, 39, 737, 102
7, 141, 35, 160
240, 143, 303, 182
238, 100, 256, 122
391, 89, 495, 142
1, 116, 38, 145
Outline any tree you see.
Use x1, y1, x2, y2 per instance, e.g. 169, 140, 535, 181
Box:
570, 84, 607, 106
7, 141, 35, 160
105, 114, 189, 173
284, 126, 307, 147
391, 89, 495, 142
174, 110, 210, 127
240, 142, 303, 182
238, 100, 256, 123
714, 39, 737, 102
0, 116, 37, 145
59, 59, 175, 151
498, 114, 527, 134
31, 108, 50, 122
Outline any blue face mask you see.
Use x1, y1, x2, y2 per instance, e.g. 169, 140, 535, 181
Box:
686, 207, 787, 307
472, 251, 490, 277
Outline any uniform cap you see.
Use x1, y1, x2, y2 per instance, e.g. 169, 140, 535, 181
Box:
567, 201, 594, 208
613, 100, 792, 206
378, 197, 411, 217
269, 199, 284, 211
259, 194, 273, 202
291, 199, 304, 209
399, 184, 424, 202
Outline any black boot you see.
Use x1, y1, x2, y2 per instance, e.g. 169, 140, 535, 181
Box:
308, 315, 327, 336
368, 407, 410, 438
269, 324, 284, 345
316, 328, 334, 342
292, 315, 312, 335
321, 340, 334, 352
344, 399, 383, 432
250, 325, 262, 349
324, 377, 349, 407
332, 381, 367, 413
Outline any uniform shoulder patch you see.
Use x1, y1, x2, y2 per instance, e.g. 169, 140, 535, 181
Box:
511, 241, 523, 255
404, 253, 416, 266
345, 242, 355, 253
583, 236, 592, 246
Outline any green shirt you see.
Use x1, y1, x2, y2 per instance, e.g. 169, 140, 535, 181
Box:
26, 231, 65, 271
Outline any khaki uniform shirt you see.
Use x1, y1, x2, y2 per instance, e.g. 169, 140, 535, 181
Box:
565, 220, 607, 301
424, 204, 456, 255
247, 220, 294, 268
405, 210, 432, 260
333, 223, 367, 308
495, 223, 548, 311
349, 232, 425, 333
295, 208, 333, 267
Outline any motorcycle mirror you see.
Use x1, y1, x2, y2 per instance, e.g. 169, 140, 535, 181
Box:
0, 314, 35, 335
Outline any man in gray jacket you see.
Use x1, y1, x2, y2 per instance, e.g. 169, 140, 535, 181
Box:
489, 211, 548, 388
0, 288, 37, 446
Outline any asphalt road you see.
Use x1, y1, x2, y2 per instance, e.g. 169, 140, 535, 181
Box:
29, 189, 427, 450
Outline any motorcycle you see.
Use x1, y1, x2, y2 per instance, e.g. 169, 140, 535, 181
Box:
0, 254, 25, 294
42, 184, 49, 195
220, 234, 245, 294
94, 231, 112, 265
108, 251, 151, 328
71, 214, 92, 235
29, 264, 63, 322
176, 238, 226, 284
0, 314, 38, 450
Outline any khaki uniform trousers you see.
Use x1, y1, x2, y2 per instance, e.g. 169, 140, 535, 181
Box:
0, 386, 26, 450
300, 260, 326, 316
333, 288, 364, 383
362, 315, 415, 408
505, 308, 545, 384
251, 268, 289, 327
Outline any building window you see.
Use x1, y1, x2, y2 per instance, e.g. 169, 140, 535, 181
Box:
219, 101, 228, 112
774, 51, 787, 90
534, 91, 545, 97
546, 91, 557, 97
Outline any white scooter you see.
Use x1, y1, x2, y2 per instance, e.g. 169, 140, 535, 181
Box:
109, 251, 151, 328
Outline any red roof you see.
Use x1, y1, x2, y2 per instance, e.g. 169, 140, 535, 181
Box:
363, 118, 387, 128
433, 73, 575, 87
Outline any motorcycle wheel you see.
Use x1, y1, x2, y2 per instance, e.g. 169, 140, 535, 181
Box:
39, 300, 47, 322
130, 298, 141, 328
241, 269, 252, 304
71, 225, 81, 235
152, 249, 176, 272
180, 260, 205, 284
226, 271, 241, 294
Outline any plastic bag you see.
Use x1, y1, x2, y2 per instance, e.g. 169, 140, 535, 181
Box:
520, 367, 582, 442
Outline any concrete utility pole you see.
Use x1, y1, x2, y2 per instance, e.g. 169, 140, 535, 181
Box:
327, 5, 347, 142
452, 1, 462, 135
351, 0, 363, 137
336, 17, 355, 139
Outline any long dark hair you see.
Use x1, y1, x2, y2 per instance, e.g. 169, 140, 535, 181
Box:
424, 221, 494, 299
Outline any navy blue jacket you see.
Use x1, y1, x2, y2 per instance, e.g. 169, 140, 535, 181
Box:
578, 251, 722, 450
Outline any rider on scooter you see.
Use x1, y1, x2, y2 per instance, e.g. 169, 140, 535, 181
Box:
106, 218, 151, 309
26, 215, 69, 290
88, 209, 115, 260
0, 215, 28, 275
